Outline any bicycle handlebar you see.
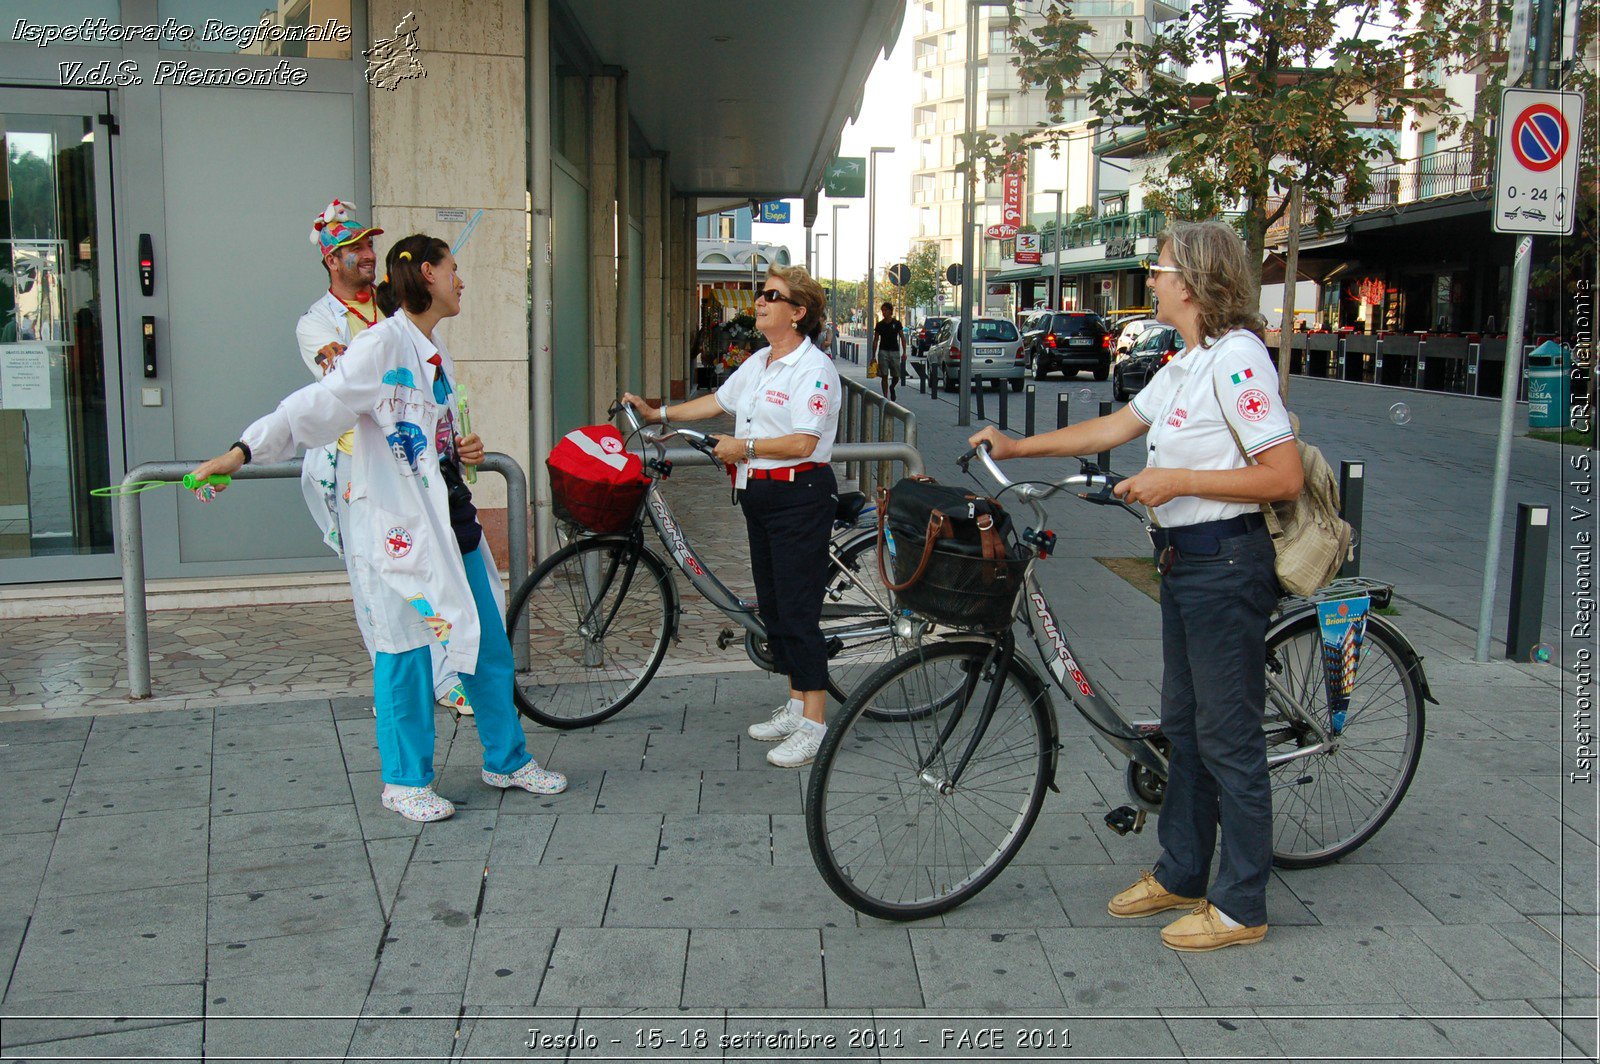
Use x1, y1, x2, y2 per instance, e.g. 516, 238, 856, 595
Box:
613, 397, 725, 468
962, 441, 1144, 524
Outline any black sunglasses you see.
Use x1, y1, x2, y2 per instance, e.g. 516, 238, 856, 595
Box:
754, 288, 800, 307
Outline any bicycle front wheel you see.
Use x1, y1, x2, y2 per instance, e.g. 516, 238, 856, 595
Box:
821, 530, 912, 704
506, 536, 673, 730
1265, 613, 1424, 868
805, 640, 1054, 920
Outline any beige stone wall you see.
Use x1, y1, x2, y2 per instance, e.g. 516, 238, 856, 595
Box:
369, 1, 527, 515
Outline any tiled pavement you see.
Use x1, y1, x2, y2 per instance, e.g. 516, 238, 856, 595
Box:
0, 364, 1595, 1060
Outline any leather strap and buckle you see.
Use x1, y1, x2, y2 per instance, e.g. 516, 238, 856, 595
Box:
746, 462, 823, 482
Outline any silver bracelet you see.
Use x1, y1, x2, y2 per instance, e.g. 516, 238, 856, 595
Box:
745, 437, 757, 462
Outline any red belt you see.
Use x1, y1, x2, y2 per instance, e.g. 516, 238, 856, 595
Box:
746, 462, 823, 482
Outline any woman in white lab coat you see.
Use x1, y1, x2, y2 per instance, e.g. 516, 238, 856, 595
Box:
187, 234, 565, 822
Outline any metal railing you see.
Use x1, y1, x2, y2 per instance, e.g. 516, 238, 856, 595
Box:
1265, 144, 1491, 244
118, 453, 530, 699
658, 440, 923, 483
1034, 208, 1167, 254
838, 375, 918, 498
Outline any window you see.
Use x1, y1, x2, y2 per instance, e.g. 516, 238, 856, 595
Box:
987, 94, 1010, 126
718, 216, 736, 240
988, 27, 1010, 54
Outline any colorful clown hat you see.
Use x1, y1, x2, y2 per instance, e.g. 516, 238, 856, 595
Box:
310, 199, 383, 255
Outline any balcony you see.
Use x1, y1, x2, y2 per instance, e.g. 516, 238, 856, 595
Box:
1265, 143, 1492, 245
1033, 207, 1168, 254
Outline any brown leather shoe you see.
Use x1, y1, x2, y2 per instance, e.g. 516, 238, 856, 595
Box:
1160, 901, 1268, 952
1107, 870, 1202, 918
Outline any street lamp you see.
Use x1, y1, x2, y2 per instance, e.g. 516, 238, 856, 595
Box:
830, 203, 849, 330
958, 0, 1010, 426
865, 145, 896, 347
1043, 188, 1063, 310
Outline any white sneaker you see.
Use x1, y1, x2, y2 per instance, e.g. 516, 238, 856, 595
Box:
748, 702, 804, 742
767, 724, 824, 768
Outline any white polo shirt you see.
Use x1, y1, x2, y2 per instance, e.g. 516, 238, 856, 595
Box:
1128, 329, 1296, 528
715, 337, 841, 489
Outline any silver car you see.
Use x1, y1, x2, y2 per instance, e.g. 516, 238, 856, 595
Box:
934, 317, 1026, 391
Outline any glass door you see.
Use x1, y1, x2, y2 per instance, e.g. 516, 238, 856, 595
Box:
0, 89, 121, 582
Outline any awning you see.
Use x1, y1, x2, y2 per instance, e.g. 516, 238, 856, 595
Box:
712, 288, 755, 312
994, 255, 1150, 282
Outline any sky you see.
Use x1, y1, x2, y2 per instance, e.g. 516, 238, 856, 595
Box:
749, 14, 918, 286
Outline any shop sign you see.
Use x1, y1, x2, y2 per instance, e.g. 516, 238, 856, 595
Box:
1015, 231, 1041, 265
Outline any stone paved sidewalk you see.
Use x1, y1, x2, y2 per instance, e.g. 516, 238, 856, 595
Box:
0, 357, 1594, 1061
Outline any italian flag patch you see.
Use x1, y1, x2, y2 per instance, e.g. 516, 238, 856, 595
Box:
1230, 368, 1255, 385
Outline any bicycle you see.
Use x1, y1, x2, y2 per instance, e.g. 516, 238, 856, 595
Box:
505, 402, 922, 729
805, 442, 1432, 920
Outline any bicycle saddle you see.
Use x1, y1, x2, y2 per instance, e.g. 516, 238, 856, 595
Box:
834, 491, 868, 524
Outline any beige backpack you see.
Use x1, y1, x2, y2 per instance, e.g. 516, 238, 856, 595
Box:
1214, 381, 1354, 596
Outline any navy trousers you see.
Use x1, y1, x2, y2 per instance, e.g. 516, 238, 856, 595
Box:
738, 466, 838, 693
1152, 525, 1281, 926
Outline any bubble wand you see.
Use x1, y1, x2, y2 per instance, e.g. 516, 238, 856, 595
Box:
447, 208, 484, 484
92, 474, 231, 501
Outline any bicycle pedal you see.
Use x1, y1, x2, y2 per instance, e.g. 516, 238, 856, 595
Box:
716, 628, 736, 650
1104, 805, 1146, 836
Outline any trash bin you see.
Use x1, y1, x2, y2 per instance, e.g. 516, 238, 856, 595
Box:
1525, 341, 1571, 430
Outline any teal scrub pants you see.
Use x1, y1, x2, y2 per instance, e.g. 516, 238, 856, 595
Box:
372, 547, 532, 787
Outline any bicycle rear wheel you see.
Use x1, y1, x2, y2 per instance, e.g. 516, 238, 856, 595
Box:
1264, 614, 1424, 867
821, 530, 911, 704
506, 536, 673, 730
805, 639, 1054, 920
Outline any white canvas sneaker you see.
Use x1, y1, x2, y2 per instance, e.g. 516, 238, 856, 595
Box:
748, 702, 804, 741
766, 724, 824, 768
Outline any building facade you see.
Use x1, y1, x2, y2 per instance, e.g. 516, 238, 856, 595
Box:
0, 0, 900, 594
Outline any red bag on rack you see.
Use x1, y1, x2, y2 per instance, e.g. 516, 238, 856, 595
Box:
546, 425, 651, 533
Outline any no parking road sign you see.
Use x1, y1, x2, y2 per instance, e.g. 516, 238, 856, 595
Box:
1494, 89, 1584, 235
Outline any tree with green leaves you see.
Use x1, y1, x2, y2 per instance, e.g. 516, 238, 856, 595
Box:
994, 0, 1493, 286
902, 242, 944, 315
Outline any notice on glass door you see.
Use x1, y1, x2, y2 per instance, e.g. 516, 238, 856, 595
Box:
0, 345, 52, 410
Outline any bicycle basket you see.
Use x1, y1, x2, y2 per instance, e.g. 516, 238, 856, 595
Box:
877, 476, 1030, 631
547, 425, 651, 534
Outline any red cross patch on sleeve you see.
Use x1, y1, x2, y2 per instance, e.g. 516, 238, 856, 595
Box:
1237, 388, 1272, 423
808, 393, 828, 416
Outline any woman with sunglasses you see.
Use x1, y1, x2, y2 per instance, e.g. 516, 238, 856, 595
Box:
623, 265, 841, 768
968, 219, 1302, 952
185, 235, 568, 823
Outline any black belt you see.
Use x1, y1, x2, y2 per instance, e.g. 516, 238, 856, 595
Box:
1148, 512, 1265, 557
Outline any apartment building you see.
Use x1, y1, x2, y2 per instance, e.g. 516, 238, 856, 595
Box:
907, 0, 1182, 285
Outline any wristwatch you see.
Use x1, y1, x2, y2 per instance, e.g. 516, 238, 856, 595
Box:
745, 438, 757, 462
658, 406, 671, 426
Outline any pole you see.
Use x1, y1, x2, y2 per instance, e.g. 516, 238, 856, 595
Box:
1276, 184, 1302, 400
1051, 189, 1063, 311
867, 146, 895, 374
958, 0, 979, 426
831, 203, 848, 334
867, 157, 878, 353
1476, 0, 1554, 660
529, 0, 556, 560
1475, 235, 1535, 661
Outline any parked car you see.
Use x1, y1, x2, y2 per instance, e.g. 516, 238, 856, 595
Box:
1026, 312, 1112, 381
1114, 316, 1162, 357
1111, 324, 1182, 401
933, 317, 1026, 391
910, 315, 949, 377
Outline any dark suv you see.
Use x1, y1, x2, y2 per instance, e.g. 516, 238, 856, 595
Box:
910, 316, 949, 378
1026, 312, 1111, 381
